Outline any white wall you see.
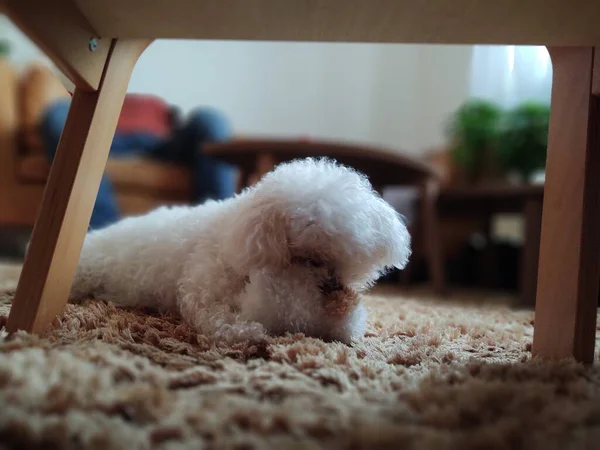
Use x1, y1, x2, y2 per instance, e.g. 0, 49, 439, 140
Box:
1, 14, 473, 155
132, 41, 473, 155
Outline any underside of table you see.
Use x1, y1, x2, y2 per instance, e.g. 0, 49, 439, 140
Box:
3, 0, 600, 363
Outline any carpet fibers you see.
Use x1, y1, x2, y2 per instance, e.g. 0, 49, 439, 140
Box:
1, 263, 600, 449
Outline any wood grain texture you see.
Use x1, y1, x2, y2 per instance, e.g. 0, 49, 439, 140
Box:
6, 39, 150, 334
72, 0, 600, 45
532, 47, 600, 363
3, 0, 110, 91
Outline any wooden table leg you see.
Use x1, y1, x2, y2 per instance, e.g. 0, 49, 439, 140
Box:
236, 170, 250, 193
421, 179, 446, 296
520, 195, 543, 308
6, 39, 150, 334
532, 47, 600, 363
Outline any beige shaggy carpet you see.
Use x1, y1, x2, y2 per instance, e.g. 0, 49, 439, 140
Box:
1, 263, 600, 450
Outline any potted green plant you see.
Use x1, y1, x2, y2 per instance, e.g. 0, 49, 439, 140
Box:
446, 98, 503, 184
496, 101, 550, 183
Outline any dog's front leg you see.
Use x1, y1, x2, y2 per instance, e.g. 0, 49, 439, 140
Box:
178, 293, 267, 345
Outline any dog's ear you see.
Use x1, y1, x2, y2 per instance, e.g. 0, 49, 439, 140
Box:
222, 196, 290, 273
379, 209, 412, 271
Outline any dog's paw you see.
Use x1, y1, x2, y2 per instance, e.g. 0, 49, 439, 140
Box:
213, 320, 268, 346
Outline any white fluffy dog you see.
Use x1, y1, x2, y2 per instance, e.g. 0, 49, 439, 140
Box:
70, 158, 411, 345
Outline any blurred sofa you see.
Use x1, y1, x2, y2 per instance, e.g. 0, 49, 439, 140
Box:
0, 59, 195, 228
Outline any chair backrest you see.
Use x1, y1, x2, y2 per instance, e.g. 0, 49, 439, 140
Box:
205, 137, 440, 188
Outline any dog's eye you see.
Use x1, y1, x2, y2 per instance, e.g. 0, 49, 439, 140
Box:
292, 256, 325, 268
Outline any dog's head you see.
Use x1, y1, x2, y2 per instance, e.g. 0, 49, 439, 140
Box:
222, 157, 411, 343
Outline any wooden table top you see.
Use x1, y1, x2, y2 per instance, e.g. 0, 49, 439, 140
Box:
3, 0, 600, 95
62, 0, 600, 45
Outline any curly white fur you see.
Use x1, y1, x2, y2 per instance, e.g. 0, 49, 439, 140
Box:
70, 158, 411, 345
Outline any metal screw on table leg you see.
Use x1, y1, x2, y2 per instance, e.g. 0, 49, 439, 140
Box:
88, 38, 98, 52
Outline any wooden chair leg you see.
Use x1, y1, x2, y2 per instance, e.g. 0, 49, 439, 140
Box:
256, 152, 277, 177
532, 47, 600, 363
246, 152, 277, 185
421, 179, 446, 296
7, 39, 150, 334
236, 169, 250, 193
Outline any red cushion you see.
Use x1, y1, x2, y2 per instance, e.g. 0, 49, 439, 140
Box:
116, 93, 171, 138
67, 91, 171, 138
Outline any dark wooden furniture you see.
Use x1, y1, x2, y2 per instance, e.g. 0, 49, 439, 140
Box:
438, 184, 544, 307
205, 138, 447, 296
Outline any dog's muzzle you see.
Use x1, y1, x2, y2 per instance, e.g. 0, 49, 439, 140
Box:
321, 285, 359, 317
319, 274, 344, 296
291, 255, 359, 316
319, 270, 358, 317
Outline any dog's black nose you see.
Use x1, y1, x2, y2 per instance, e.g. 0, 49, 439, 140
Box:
319, 270, 344, 296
